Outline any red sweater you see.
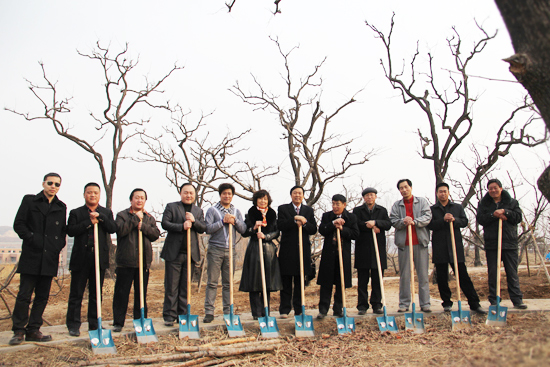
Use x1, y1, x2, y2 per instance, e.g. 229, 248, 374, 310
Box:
404, 197, 419, 246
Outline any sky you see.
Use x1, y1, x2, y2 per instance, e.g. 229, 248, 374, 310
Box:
1, 0, 547, 227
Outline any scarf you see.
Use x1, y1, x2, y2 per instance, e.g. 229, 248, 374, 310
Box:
257, 206, 268, 226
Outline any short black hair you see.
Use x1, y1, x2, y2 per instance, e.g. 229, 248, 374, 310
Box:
84, 182, 101, 193
487, 179, 502, 188
290, 185, 304, 195
332, 194, 347, 203
43, 172, 62, 182
252, 190, 272, 207
219, 183, 235, 195
397, 179, 412, 189
436, 182, 449, 191
130, 188, 147, 201
179, 182, 195, 193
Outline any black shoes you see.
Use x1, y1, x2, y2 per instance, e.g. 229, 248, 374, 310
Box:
112, 325, 122, 332
9, 331, 25, 345
203, 314, 214, 323
358, 310, 367, 316
279, 313, 289, 319
316, 313, 326, 320
68, 329, 80, 337
373, 308, 384, 315
443, 306, 452, 312
514, 303, 528, 310
471, 306, 488, 315
164, 320, 174, 327
333, 311, 343, 318
26, 330, 52, 342
398, 308, 408, 313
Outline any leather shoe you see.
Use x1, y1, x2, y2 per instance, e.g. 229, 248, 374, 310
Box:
279, 313, 289, 319
373, 308, 384, 315
333, 311, 343, 318
164, 320, 174, 327
358, 310, 367, 315
253, 316, 259, 320
443, 306, 452, 312
514, 303, 528, 310
112, 325, 122, 332
26, 330, 52, 342
316, 313, 326, 320
472, 306, 488, 315
397, 307, 408, 313
421, 307, 432, 313
68, 329, 80, 337
9, 331, 25, 345
203, 314, 214, 323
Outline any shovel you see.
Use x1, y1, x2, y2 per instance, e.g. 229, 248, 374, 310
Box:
257, 227, 279, 338
404, 225, 425, 333
335, 228, 355, 334
134, 224, 158, 343
449, 223, 472, 330
487, 218, 507, 326
89, 223, 117, 354
295, 225, 315, 337
224, 223, 245, 337
179, 228, 200, 339
372, 228, 397, 333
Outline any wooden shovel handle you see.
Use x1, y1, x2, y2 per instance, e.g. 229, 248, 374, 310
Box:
336, 228, 347, 309
449, 222, 461, 302
372, 228, 386, 307
228, 223, 234, 305
138, 223, 145, 310
407, 225, 415, 304
258, 227, 269, 309
187, 228, 192, 304
93, 223, 102, 319
298, 225, 306, 307
496, 218, 503, 298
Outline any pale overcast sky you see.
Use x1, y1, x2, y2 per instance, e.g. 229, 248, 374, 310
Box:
1, 0, 546, 226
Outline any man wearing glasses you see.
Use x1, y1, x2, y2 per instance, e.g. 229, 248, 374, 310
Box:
10, 173, 67, 345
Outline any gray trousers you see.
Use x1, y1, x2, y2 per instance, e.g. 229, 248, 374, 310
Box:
398, 245, 431, 309
204, 245, 236, 316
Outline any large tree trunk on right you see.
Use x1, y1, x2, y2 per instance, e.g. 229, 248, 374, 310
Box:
494, 0, 550, 199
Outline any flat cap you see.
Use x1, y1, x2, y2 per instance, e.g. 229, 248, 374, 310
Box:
361, 187, 377, 196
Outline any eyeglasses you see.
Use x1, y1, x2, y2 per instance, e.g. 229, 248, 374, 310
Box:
45, 181, 61, 188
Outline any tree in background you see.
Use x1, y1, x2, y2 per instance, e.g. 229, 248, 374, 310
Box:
6, 42, 182, 210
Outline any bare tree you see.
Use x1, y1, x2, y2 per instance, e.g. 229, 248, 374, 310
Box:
225, 0, 281, 14
365, 15, 546, 208
231, 37, 373, 206
138, 106, 279, 206
6, 42, 182, 209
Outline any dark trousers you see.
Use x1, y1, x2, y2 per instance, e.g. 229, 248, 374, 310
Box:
112, 267, 149, 327
279, 275, 302, 315
486, 249, 523, 305
163, 253, 189, 322
12, 274, 53, 333
249, 291, 272, 317
66, 252, 105, 331
357, 268, 383, 311
435, 262, 480, 309
319, 283, 343, 315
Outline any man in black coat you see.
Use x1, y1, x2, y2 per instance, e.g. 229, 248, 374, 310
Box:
476, 179, 527, 309
427, 183, 486, 314
10, 173, 66, 345
65, 183, 117, 336
112, 188, 161, 331
352, 187, 391, 315
277, 185, 317, 318
161, 183, 206, 326
317, 194, 359, 319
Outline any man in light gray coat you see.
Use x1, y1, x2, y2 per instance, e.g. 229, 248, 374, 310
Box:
203, 183, 246, 323
390, 179, 432, 312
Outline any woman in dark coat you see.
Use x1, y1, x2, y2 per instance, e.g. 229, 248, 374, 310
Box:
239, 190, 282, 319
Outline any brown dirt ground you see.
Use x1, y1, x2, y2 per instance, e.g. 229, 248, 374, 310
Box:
1, 263, 550, 366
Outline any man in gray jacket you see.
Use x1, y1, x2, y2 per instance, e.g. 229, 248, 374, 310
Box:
390, 179, 432, 312
203, 183, 246, 323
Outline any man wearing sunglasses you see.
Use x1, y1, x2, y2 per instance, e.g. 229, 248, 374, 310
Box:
10, 173, 67, 345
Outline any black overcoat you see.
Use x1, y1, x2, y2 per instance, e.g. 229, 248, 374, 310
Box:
277, 203, 317, 276
427, 201, 468, 264
317, 209, 359, 288
239, 206, 282, 292
161, 201, 206, 264
476, 190, 522, 250
115, 208, 160, 269
352, 203, 391, 269
13, 191, 67, 277
67, 204, 117, 271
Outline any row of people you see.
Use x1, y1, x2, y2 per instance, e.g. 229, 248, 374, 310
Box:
8, 173, 525, 345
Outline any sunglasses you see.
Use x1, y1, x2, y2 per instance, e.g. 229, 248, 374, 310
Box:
45, 181, 61, 188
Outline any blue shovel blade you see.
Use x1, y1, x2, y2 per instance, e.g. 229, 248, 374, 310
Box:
295, 314, 315, 337
486, 296, 507, 326
224, 308, 245, 338
336, 308, 355, 334
405, 304, 425, 333
451, 301, 472, 330
133, 314, 158, 343
259, 308, 279, 338
376, 307, 398, 333
89, 318, 117, 354
179, 313, 200, 339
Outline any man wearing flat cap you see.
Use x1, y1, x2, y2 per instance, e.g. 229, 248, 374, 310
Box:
352, 188, 392, 314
